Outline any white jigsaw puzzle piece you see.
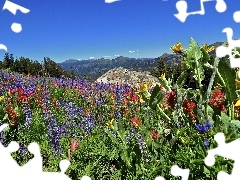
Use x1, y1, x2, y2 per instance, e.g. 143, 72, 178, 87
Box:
205, 132, 240, 179
20, 142, 43, 173
80, 176, 92, 180
0, 44, 7, 51
2, 0, 30, 15
30, 160, 71, 180
174, 0, 227, 22
0, 124, 22, 178
154, 165, 190, 180
233, 10, 240, 23
155, 176, 166, 180
0, 123, 74, 180
2, 0, 30, 33
105, 0, 121, 3
171, 165, 190, 180
216, 27, 240, 68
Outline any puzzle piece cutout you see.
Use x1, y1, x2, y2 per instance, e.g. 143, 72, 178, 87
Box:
0, 123, 89, 180
215, 27, 240, 68
2, 0, 30, 33
1, 0, 30, 52
233, 10, 240, 23
154, 165, 190, 180
174, 0, 227, 22
105, 0, 121, 3
205, 132, 240, 179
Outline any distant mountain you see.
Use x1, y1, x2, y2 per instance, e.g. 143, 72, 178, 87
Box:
160, 53, 182, 65
58, 42, 224, 81
62, 59, 80, 64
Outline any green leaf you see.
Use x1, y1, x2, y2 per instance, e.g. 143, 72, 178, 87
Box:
105, 129, 119, 146
193, 65, 205, 83
149, 84, 163, 110
169, 136, 178, 146
176, 70, 187, 88
158, 77, 171, 91
207, 105, 214, 122
185, 37, 203, 68
230, 120, 240, 128
218, 57, 237, 103
185, 38, 205, 83
201, 48, 210, 63
221, 112, 231, 124
3, 113, 8, 121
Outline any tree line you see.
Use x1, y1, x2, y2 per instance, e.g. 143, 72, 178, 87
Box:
0, 53, 74, 78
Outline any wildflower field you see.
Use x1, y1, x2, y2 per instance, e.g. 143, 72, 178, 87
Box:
1, 38, 240, 179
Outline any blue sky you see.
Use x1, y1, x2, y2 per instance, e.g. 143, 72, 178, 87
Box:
0, 0, 240, 63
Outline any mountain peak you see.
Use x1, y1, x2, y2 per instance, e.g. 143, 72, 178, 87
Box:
62, 59, 80, 64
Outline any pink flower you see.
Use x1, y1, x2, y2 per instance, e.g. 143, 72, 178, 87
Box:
70, 139, 79, 152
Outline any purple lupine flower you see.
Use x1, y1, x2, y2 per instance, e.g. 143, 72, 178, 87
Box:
19, 143, 28, 155
204, 139, 210, 147
115, 82, 122, 105
41, 88, 62, 157
137, 133, 149, 162
196, 124, 208, 133
0, 130, 5, 145
126, 127, 136, 143
196, 121, 212, 133
22, 103, 32, 129
205, 121, 212, 129
114, 110, 121, 119
85, 115, 95, 134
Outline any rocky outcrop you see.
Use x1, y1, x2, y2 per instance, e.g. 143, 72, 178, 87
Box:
96, 67, 159, 88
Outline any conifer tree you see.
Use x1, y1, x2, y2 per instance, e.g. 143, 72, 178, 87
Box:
150, 57, 167, 77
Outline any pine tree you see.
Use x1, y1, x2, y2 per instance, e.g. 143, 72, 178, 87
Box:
150, 57, 167, 77
3, 53, 10, 69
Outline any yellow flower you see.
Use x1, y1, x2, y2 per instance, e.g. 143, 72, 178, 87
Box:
236, 68, 240, 80
160, 73, 165, 79
235, 99, 240, 107
236, 79, 240, 88
214, 83, 222, 90
170, 42, 184, 54
106, 119, 114, 129
202, 43, 215, 52
147, 80, 152, 88
138, 83, 149, 93
207, 45, 215, 53
235, 68, 240, 88
135, 91, 146, 103
138, 94, 145, 103
0, 96, 4, 101
202, 43, 208, 51
135, 82, 151, 103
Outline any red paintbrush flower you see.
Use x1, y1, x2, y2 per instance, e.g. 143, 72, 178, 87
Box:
130, 116, 141, 127
209, 90, 226, 112
123, 108, 129, 115
151, 131, 160, 140
52, 98, 57, 103
165, 90, 176, 109
68, 139, 79, 160
6, 107, 18, 125
182, 98, 196, 121
17, 88, 24, 96
131, 94, 139, 103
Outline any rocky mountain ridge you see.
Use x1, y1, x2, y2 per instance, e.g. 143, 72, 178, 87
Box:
96, 66, 159, 88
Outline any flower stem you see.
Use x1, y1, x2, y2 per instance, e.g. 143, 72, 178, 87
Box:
157, 104, 172, 122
